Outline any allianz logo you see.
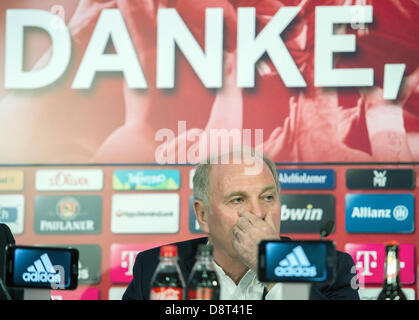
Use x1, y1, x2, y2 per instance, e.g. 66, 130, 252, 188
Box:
281, 204, 323, 221
275, 246, 317, 277
22, 253, 61, 284
351, 205, 408, 221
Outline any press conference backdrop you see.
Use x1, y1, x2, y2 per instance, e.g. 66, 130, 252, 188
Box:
0, 0, 418, 299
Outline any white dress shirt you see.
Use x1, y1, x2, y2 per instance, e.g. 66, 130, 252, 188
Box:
213, 261, 283, 300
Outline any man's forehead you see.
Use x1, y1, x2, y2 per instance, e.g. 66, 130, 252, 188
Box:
209, 162, 274, 192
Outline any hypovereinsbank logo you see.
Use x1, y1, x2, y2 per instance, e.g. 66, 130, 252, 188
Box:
111, 194, 179, 234
112, 170, 180, 190
345, 194, 414, 233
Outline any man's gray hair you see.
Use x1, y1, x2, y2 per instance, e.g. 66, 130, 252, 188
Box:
192, 149, 280, 208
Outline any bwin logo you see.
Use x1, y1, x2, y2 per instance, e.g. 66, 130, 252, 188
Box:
274, 246, 317, 277
22, 253, 61, 284
281, 204, 323, 221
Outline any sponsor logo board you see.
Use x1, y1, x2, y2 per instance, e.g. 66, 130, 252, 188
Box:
279, 194, 335, 234
111, 194, 180, 234
345, 243, 415, 285
346, 169, 415, 190
0, 170, 24, 191
277, 169, 335, 190
51, 287, 99, 300
36, 169, 103, 191
45, 244, 101, 284
113, 170, 180, 190
358, 288, 416, 300
34, 195, 102, 234
108, 287, 127, 300
110, 244, 160, 283
345, 194, 414, 233
0, 194, 24, 234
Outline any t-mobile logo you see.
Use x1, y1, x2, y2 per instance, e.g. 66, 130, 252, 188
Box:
120, 250, 139, 276
356, 251, 378, 276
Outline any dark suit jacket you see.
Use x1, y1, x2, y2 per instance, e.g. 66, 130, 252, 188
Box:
123, 237, 360, 300
0, 223, 23, 300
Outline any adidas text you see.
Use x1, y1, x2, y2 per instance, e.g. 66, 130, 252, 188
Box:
275, 265, 317, 277
22, 271, 61, 283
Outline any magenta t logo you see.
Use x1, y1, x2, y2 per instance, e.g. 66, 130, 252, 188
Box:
355, 250, 378, 277
110, 244, 160, 283
345, 243, 415, 285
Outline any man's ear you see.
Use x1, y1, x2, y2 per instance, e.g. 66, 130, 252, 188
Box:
193, 200, 210, 234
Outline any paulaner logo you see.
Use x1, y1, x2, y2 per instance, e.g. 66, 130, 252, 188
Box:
274, 246, 317, 277
22, 253, 61, 284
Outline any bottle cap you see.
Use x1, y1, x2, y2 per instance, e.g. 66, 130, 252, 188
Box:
385, 240, 399, 247
160, 245, 178, 257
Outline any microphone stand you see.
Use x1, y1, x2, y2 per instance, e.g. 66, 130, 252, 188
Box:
0, 277, 12, 300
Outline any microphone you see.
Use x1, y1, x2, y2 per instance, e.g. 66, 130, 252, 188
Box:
319, 220, 334, 240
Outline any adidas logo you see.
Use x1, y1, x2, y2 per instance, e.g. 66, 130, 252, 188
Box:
274, 246, 317, 277
22, 253, 61, 284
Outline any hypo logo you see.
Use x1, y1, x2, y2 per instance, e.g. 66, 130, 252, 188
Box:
345, 194, 414, 233
110, 244, 160, 283
0, 195, 24, 234
345, 243, 415, 284
0, 207, 17, 223
111, 194, 179, 234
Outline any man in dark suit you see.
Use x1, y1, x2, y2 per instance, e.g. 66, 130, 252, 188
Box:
0, 223, 23, 300
123, 150, 360, 300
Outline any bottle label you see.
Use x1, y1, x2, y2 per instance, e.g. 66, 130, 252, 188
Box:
150, 287, 183, 300
187, 288, 213, 300
386, 256, 397, 279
